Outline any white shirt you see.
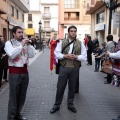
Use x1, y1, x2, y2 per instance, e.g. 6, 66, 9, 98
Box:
109, 50, 120, 59
4, 40, 36, 67
54, 40, 87, 62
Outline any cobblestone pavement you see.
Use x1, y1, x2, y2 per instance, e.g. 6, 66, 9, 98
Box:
0, 48, 120, 120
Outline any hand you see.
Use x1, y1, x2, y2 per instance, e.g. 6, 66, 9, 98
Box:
69, 54, 78, 60
1, 54, 6, 59
64, 54, 77, 60
21, 38, 29, 46
106, 51, 110, 56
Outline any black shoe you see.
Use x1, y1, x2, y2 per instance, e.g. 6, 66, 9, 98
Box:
117, 116, 120, 119
5, 79, 9, 82
104, 81, 110, 84
112, 118, 120, 120
113, 116, 120, 120
75, 91, 79, 93
50, 107, 60, 114
68, 106, 77, 113
16, 115, 27, 120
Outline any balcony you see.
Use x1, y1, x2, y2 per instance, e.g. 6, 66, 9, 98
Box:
64, 4, 80, 9
11, 0, 29, 12
0, 0, 7, 14
8, 15, 24, 28
86, 0, 104, 14
42, 13, 51, 19
42, 27, 51, 32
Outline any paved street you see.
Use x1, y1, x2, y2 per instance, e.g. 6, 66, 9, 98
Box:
0, 48, 120, 120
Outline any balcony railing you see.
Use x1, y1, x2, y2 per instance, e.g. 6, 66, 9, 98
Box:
42, 13, 51, 19
42, 27, 51, 32
11, 0, 29, 12
64, 4, 79, 9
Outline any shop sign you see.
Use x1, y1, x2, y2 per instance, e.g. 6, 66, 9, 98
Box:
113, 12, 120, 28
95, 24, 105, 31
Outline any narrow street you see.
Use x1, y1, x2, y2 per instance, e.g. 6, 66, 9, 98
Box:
0, 48, 120, 120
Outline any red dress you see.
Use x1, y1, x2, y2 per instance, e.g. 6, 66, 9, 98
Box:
50, 39, 60, 71
50, 40, 57, 71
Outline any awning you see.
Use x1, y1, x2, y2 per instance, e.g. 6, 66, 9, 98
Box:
0, 9, 7, 14
25, 28, 35, 35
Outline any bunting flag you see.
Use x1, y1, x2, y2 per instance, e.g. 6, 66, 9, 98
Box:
50, 40, 57, 71
50, 39, 60, 72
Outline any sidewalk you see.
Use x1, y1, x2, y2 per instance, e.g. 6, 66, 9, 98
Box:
0, 48, 120, 120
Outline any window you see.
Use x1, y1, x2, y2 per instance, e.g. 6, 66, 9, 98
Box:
22, 14, 24, 22
64, 12, 79, 20
64, 0, 79, 8
96, 11, 105, 24
28, 14, 32, 21
28, 24, 33, 28
44, 21, 50, 27
16, 9, 18, 19
11, 5, 14, 16
44, 7, 50, 13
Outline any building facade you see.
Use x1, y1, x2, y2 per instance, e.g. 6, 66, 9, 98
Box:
24, 0, 41, 37
86, 0, 120, 46
0, 0, 8, 41
40, 0, 58, 40
58, 0, 91, 41
24, 0, 58, 40
8, 0, 30, 39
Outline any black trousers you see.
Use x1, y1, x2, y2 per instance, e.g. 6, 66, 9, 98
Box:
75, 68, 80, 92
107, 74, 112, 83
54, 66, 79, 107
0, 67, 8, 87
0, 67, 3, 87
95, 59, 100, 70
87, 50, 92, 65
3, 68, 8, 79
7, 73, 29, 120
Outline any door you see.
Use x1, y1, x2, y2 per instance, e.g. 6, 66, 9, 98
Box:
3, 28, 7, 41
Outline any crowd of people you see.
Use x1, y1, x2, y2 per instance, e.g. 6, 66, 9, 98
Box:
0, 35, 9, 91
83, 34, 120, 86
0, 25, 120, 120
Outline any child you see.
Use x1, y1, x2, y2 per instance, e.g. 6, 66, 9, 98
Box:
93, 44, 102, 72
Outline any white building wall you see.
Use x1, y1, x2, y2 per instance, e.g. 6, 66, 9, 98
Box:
40, 1, 58, 38
24, 12, 41, 35
50, 5, 58, 31
29, 0, 40, 11
33, 13, 41, 33
41, 4, 58, 31
64, 25, 90, 41
41, 0, 58, 4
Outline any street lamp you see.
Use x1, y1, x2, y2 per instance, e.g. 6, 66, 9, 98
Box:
104, 0, 120, 34
39, 20, 42, 52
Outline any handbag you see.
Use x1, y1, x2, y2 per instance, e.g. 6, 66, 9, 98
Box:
55, 39, 75, 74
101, 58, 112, 74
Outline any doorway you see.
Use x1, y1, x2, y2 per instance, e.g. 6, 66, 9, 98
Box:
3, 28, 7, 41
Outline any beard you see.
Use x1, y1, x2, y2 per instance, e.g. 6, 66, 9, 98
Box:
15, 36, 23, 41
